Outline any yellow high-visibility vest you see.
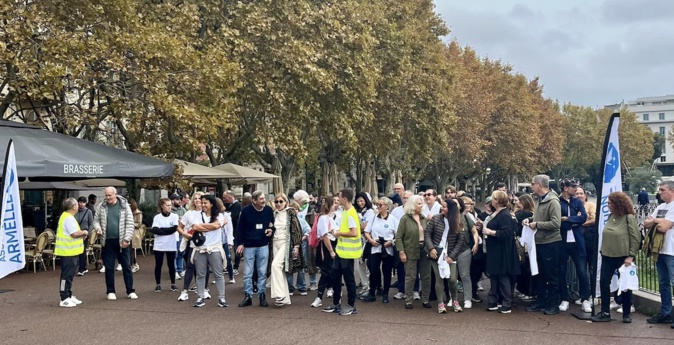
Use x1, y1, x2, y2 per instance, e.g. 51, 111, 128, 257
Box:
55, 212, 84, 256
335, 207, 363, 259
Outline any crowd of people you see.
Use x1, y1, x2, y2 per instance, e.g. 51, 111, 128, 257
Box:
53, 177, 674, 327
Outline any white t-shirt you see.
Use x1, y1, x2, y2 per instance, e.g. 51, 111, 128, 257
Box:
391, 206, 405, 221
359, 209, 375, 229
317, 214, 337, 242
334, 208, 343, 227
152, 213, 179, 251
422, 202, 441, 218
651, 202, 674, 255
365, 214, 399, 255
181, 211, 224, 247
63, 216, 79, 236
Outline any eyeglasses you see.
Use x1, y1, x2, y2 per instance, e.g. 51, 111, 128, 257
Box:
424, 193, 435, 197
274, 200, 284, 205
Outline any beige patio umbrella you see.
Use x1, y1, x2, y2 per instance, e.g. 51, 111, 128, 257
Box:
212, 163, 278, 183
174, 159, 237, 179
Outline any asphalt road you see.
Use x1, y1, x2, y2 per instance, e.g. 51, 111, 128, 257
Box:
0, 254, 672, 345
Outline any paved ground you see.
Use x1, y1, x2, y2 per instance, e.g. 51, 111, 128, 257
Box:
1, 255, 672, 345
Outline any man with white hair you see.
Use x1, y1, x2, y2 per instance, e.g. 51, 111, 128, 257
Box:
56, 198, 89, 307
293, 190, 318, 290
93, 187, 138, 300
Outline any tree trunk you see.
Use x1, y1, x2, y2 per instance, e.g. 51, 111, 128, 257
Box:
321, 160, 330, 197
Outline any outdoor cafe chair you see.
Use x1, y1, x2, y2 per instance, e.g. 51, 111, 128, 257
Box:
40, 229, 57, 270
24, 232, 49, 273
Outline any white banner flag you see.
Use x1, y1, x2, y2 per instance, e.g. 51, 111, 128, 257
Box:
0, 140, 25, 279
596, 114, 621, 296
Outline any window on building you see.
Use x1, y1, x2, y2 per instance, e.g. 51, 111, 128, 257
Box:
660, 113, 666, 120
661, 156, 667, 163
643, 113, 649, 121
660, 127, 666, 135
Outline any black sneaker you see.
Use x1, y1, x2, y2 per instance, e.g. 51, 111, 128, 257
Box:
193, 297, 205, 308
188, 285, 197, 292
422, 302, 432, 308
472, 297, 483, 303
405, 303, 413, 309
154, 285, 161, 293
382, 295, 389, 303
170, 285, 178, 292
623, 316, 632, 323
487, 304, 499, 311
647, 313, 673, 324
299, 289, 308, 296
499, 306, 512, 314
361, 294, 376, 302
218, 299, 229, 308
259, 293, 269, 307
544, 307, 560, 315
591, 312, 611, 322
238, 294, 252, 307
322, 304, 341, 313
526, 303, 546, 312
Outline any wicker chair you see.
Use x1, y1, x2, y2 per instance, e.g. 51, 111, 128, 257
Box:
41, 229, 57, 270
24, 232, 49, 273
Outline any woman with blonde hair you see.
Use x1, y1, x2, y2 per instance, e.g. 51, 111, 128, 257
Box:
270, 193, 305, 307
396, 195, 431, 309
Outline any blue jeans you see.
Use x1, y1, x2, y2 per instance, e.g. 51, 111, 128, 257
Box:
243, 246, 269, 297
175, 240, 184, 273
656, 254, 674, 316
223, 244, 233, 280
559, 242, 590, 301
302, 240, 317, 285
287, 269, 306, 291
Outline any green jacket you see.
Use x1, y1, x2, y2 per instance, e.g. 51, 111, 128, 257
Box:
601, 214, 641, 258
532, 190, 562, 244
396, 214, 429, 260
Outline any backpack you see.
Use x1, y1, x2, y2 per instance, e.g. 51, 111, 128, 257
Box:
308, 214, 321, 248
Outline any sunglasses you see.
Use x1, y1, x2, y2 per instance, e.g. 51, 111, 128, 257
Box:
274, 200, 285, 205
424, 193, 435, 197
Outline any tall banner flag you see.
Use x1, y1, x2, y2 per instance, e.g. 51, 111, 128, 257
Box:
0, 140, 25, 279
595, 114, 622, 299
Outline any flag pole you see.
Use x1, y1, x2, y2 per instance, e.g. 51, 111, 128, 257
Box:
572, 112, 621, 320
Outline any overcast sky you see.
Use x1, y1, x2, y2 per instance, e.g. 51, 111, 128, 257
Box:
433, 0, 674, 107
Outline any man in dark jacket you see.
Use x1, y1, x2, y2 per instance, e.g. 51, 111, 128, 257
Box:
76, 196, 94, 276
638, 188, 650, 208
236, 190, 275, 308
223, 190, 242, 275
557, 179, 590, 313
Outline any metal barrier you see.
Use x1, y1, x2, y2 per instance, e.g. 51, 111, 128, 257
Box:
633, 204, 661, 294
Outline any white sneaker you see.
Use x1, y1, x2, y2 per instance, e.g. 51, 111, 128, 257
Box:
311, 297, 322, 308
464, 300, 472, 309
477, 282, 484, 291
60, 299, 77, 308
179, 271, 185, 278
582, 300, 592, 313
131, 264, 139, 273
559, 301, 569, 312
175, 273, 182, 280
107, 293, 117, 300
609, 301, 621, 310
229, 279, 236, 284
413, 291, 421, 300
178, 290, 189, 301
116, 264, 122, 271
127, 292, 138, 299
393, 292, 405, 299
574, 299, 582, 305
203, 290, 211, 299
617, 306, 636, 313
99, 267, 106, 273
326, 288, 334, 298
69, 296, 83, 305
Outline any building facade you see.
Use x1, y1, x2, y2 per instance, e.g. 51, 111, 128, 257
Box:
611, 95, 674, 177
